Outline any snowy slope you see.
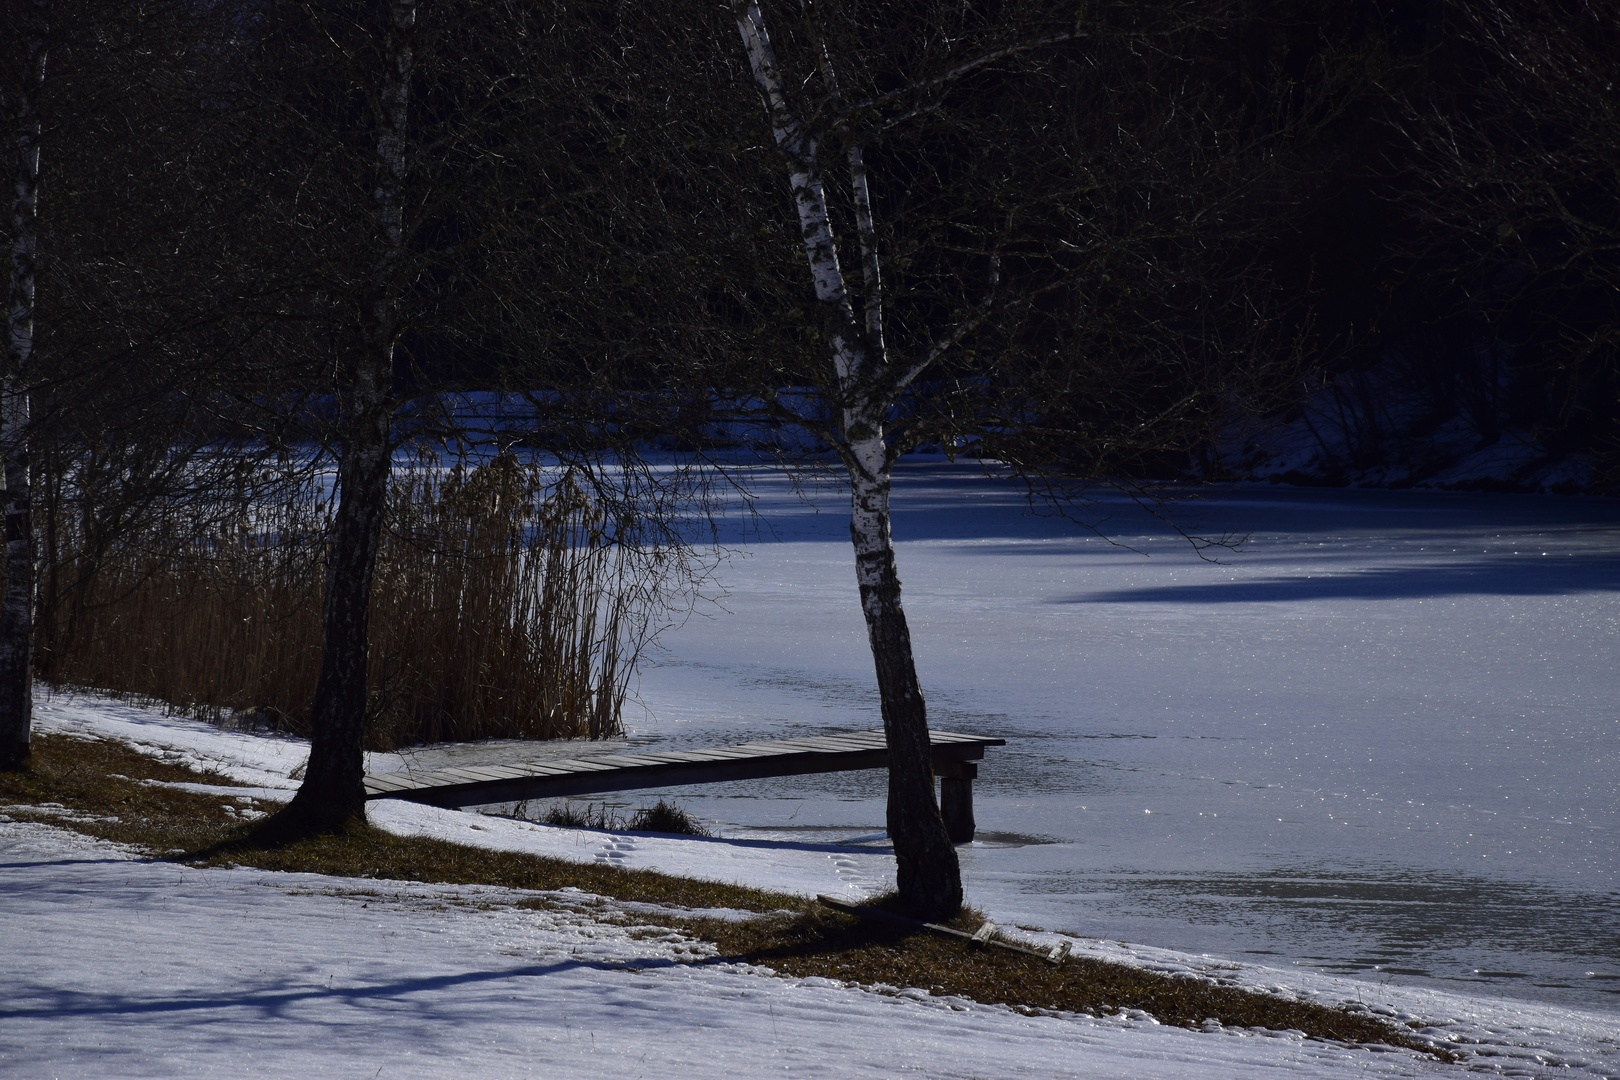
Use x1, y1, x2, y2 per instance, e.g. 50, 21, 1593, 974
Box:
3, 814, 1613, 1079
18, 692, 1620, 1076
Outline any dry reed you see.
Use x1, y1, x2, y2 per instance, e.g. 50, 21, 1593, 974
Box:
38, 452, 647, 748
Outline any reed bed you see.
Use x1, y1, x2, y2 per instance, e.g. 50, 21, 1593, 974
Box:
39, 453, 647, 748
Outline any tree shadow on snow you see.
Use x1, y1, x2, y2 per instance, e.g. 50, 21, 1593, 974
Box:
1059, 558, 1620, 603
0, 957, 660, 1022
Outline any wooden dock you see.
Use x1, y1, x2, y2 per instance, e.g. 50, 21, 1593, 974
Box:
363, 729, 1004, 842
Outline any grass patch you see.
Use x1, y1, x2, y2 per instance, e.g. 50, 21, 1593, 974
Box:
691, 908, 1432, 1051
535, 797, 709, 836
0, 732, 259, 852
2, 732, 1448, 1060
629, 798, 709, 836
541, 801, 623, 830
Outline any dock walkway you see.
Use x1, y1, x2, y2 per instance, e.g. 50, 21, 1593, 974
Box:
363, 729, 1004, 842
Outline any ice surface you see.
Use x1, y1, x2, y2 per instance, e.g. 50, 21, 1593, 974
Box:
615, 459, 1620, 1010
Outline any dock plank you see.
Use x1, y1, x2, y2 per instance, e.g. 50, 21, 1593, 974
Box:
363, 774, 420, 794
362, 729, 1004, 809
505, 763, 573, 778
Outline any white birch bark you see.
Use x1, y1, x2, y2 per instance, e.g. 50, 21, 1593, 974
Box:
732, 0, 961, 916
0, 0, 48, 769
805, 11, 885, 355
732, 0, 864, 387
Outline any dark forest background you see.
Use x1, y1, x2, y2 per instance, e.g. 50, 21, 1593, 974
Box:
7, 0, 1618, 496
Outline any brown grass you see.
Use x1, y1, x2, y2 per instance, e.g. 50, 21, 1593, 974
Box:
694, 911, 1438, 1050
1, 732, 1451, 1061
38, 452, 648, 749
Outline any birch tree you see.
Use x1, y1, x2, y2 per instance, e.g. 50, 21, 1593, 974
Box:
713, 0, 1319, 917
0, 0, 313, 768
0, 0, 47, 769
727, 0, 999, 916
724, 0, 1138, 918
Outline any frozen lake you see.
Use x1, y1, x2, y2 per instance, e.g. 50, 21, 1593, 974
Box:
620, 458, 1620, 1011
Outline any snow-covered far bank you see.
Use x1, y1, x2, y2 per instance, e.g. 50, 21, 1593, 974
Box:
1, 816, 1614, 1080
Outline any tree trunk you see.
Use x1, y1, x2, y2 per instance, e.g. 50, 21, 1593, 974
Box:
731, 0, 962, 917
848, 434, 961, 919
0, 0, 47, 771
272, 0, 414, 833
33, 430, 56, 679
0, 377, 34, 772
278, 375, 392, 830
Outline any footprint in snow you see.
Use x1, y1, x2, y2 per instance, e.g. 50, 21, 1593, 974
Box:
595, 835, 635, 864
830, 853, 876, 890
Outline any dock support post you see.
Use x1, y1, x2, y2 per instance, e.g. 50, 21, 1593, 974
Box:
935, 759, 977, 844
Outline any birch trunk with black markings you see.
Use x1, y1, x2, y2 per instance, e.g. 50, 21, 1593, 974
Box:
0, 0, 47, 770
732, 0, 961, 918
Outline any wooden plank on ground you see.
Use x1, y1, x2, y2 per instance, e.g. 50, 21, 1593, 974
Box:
817, 894, 1063, 964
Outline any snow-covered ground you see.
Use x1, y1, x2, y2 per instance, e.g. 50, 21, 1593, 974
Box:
7, 459, 1618, 1077
16, 816, 1584, 1080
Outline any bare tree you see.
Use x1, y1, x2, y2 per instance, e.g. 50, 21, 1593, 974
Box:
725, 0, 1004, 917
240, 0, 728, 836
712, 0, 1313, 917
262, 0, 417, 835
1391, 0, 1620, 471
0, 0, 48, 768
0, 0, 322, 769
